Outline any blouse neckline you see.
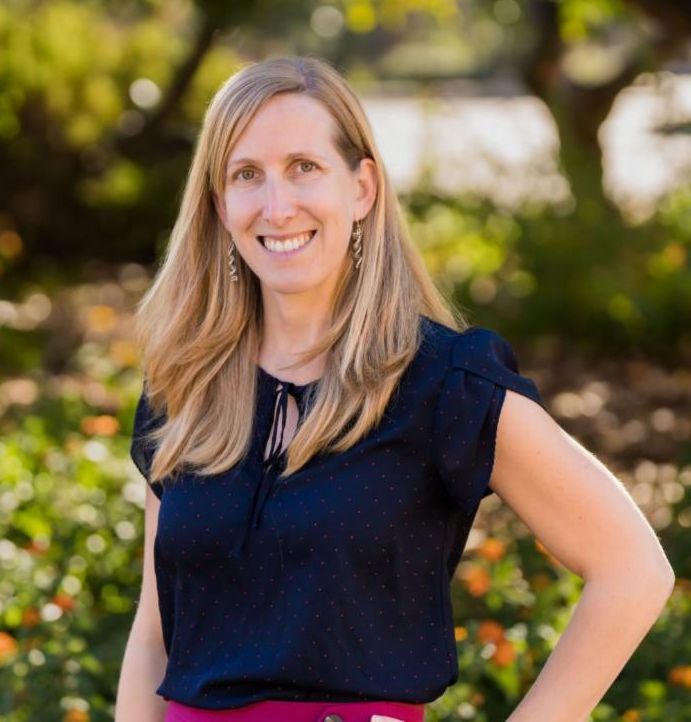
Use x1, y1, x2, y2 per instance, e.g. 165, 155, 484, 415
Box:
230, 365, 321, 559
256, 365, 321, 392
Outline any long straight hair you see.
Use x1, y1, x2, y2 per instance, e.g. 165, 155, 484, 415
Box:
133, 55, 467, 483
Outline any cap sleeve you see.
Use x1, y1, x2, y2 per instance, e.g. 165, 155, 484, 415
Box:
432, 327, 547, 515
130, 381, 165, 500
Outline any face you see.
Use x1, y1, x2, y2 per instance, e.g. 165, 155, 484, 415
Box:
213, 93, 377, 298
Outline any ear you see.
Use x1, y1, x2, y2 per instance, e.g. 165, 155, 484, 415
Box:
354, 157, 377, 221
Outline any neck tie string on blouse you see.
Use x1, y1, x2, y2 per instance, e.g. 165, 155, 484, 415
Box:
229, 380, 308, 560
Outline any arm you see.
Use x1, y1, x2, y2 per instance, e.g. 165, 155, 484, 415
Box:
491, 391, 675, 722
115, 485, 169, 722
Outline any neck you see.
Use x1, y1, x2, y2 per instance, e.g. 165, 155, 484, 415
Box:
258, 286, 332, 383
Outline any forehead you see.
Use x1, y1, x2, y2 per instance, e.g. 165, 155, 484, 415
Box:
228, 94, 340, 164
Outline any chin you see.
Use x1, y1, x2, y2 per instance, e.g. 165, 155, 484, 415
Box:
261, 274, 318, 294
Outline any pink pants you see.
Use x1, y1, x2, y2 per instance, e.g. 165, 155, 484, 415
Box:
164, 698, 426, 722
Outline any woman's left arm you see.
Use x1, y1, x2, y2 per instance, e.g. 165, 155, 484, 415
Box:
491, 390, 675, 722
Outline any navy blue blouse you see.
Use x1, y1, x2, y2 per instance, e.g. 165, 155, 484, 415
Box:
129, 315, 547, 709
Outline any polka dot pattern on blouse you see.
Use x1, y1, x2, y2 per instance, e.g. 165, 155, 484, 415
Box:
128, 316, 547, 710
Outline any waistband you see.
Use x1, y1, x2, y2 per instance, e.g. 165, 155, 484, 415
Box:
165, 698, 426, 722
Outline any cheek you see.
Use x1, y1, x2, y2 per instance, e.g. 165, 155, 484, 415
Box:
223, 193, 255, 225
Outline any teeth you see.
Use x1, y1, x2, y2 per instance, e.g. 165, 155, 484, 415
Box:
262, 231, 315, 253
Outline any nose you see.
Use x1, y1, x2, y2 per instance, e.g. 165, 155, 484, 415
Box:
261, 174, 297, 227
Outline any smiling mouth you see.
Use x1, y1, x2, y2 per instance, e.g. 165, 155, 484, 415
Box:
257, 229, 317, 254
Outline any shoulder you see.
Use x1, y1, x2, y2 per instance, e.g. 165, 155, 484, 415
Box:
418, 316, 535, 401
420, 315, 546, 410
133, 378, 167, 428
419, 315, 515, 375
130, 378, 167, 496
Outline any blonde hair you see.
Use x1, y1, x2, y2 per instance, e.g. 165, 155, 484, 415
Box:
133, 55, 468, 483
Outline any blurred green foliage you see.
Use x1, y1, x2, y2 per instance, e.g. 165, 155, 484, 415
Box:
0, 0, 247, 274
0, 358, 151, 720
406, 183, 691, 357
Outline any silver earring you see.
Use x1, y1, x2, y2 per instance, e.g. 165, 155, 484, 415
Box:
228, 237, 238, 282
351, 219, 363, 270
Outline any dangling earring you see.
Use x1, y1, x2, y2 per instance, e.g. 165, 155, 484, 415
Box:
351, 219, 363, 270
228, 236, 239, 282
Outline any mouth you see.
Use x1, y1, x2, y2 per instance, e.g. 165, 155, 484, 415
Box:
257, 229, 317, 256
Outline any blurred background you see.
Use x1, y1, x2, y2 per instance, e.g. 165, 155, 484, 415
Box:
0, 0, 690, 720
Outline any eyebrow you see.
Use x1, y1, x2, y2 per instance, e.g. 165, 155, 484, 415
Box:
227, 151, 327, 171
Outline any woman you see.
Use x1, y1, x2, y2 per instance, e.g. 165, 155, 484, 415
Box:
115, 56, 675, 722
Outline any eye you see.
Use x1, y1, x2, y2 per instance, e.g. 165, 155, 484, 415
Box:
232, 160, 317, 183
235, 168, 257, 182
297, 160, 317, 173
